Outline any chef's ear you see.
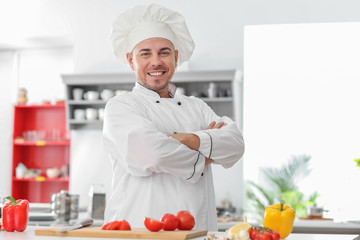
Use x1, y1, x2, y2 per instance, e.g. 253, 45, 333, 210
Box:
174, 49, 178, 68
126, 52, 134, 70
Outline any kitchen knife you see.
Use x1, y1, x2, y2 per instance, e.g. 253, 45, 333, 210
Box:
57, 218, 94, 232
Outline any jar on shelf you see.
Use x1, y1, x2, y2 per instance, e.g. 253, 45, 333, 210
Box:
208, 82, 218, 98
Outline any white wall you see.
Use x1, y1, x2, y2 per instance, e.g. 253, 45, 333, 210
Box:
2, 0, 360, 213
3, 0, 360, 71
37, 0, 360, 73
18, 48, 73, 103
244, 22, 360, 221
0, 51, 16, 198
69, 130, 113, 209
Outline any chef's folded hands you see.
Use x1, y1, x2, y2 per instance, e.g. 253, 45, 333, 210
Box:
168, 121, 226, 165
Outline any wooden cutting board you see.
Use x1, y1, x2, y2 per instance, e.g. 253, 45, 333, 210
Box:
35, 227, 208, 239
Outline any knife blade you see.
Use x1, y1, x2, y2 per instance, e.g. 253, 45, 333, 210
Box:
57, 218, 94, 232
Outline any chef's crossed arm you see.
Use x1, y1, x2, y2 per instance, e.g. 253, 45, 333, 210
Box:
168, 121, 226, 165
102, 97, 206, 183
192, 99, 245, 169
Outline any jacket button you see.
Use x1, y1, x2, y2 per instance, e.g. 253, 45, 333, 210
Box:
156, 100, 160, 103
201, 173, 204, 176
177, 102, 181, 105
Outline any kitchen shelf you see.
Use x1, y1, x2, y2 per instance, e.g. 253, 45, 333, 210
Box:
199, 97, 233, 102
68, 100, 106, 105
68, 119, 103, 130
69, 119, 102, 123
13, 177, 70, 182
62, 69, 243, 130
67, 98, 233, 104
14, 140, 70, 146
11, 104, 70, 203
15, 103, 65, 108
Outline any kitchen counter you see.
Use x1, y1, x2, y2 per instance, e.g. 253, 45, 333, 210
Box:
0, 226, 359, 240
292, 220, 360, 234
218, 220, 360, 235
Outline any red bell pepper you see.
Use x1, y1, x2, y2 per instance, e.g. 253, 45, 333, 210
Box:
2, 196, 29, 232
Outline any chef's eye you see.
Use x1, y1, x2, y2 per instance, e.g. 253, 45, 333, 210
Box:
160, 51, 170, 56
140, 52, 151, 56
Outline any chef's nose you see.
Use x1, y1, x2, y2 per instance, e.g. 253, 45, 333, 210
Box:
150, 54, 163, 67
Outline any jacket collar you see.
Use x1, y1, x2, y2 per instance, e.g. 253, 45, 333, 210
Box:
134, 81, 177, 98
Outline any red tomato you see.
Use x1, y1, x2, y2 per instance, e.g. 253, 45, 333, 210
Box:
259, 232, 272, 240
249, 228, 258, 240
101, 222, 111, 230
108, 221, 122, 230
255, 230, 261, 240
160, 213, 178, 231
144, 217, 164, 232
176, 211, 195, 230
271, 231, 280, 240
119, 220, 131, 230
101, 220, 131, 231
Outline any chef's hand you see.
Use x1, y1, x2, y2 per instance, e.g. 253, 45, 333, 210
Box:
205, 157, 215, 166
168, 133, 200, 151
207, 121, 227, 129
204, 121, 226, 165
168, 134, 215, 165
168, 121, 226, 151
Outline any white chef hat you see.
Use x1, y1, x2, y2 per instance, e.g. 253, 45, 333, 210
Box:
111, 4, 195, 66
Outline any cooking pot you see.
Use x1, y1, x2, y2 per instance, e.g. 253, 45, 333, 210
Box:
306, 205, 327, 217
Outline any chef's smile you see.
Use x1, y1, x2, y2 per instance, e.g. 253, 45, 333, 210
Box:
149, 71, 164, 75
148, 71, 166, 77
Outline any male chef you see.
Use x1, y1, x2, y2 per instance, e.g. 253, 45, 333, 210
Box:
102, 4, 244, 231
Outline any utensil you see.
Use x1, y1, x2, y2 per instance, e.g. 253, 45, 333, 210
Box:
57, 218, 93, 232
83, 91, 99, 101
88, 184, 106, 219
72, 88, 84, 101
98, 108, 105, 121
208, 82, 217, 98
306, 205, 329, 217
100, 89, 115, 101
74, 109, 85, 120
85, 108, 98, 120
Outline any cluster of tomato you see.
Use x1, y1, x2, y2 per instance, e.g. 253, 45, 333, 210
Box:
101, 210, 195, 232
144, 210, 195, 232
101, 220, 131, 230
249, 227, 280, 240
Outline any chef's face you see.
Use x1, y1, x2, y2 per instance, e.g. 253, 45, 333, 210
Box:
127, 37, 178, 98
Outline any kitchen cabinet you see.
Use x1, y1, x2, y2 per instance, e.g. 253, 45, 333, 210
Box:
11, 104, 70, 203
61, 69, 243, 130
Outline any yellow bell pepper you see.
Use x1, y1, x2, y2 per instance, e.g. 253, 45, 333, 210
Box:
263, 200, 295, 239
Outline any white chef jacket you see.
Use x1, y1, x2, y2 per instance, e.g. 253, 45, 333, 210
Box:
102, 82, 244, 231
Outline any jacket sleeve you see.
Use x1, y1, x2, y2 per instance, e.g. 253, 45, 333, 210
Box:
102, 96, 205, 183
192, 99, 245, 168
